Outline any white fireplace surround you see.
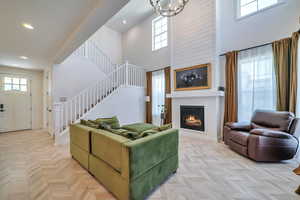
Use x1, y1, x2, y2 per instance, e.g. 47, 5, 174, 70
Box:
171, 90, 224, 142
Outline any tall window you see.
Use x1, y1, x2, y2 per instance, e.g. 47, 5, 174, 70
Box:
238, 0, 282, 18
152, 70, 165, 126
3, 77, 28, 92
152, 16, 168, 51
238, 45, 276, 122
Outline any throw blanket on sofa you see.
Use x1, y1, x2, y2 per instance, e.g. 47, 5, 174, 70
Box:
80, 117, 172, 140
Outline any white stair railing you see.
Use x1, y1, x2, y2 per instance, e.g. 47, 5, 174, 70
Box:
53, 63, 146, 138
72, 39, 116, 75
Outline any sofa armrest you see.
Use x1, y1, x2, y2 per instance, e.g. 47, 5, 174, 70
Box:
124, 129, 179, 180
70, 124, 95, 152
250, 129, 294, 139
225, 122, 251, 131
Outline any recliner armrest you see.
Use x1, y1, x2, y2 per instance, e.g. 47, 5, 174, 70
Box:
250, 128, 294, 139
225, 122, 251, 131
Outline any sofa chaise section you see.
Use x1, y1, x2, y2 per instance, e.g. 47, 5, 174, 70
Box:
70, 123, 179, 200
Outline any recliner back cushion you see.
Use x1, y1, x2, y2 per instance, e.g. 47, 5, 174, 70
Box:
251, 110, 294, 132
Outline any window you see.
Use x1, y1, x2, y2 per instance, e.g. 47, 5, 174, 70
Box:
152, 16, 168, 51
238, 0, 283, 18
152, 70, 165, 126
3, 77, 28, 92
238, 45, 276, 122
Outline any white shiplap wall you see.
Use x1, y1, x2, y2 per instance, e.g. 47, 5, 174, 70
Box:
170, 0, 223, 141
170, 0, 217, 90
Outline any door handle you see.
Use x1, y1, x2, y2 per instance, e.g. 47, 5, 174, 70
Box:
0, 110, 5, 112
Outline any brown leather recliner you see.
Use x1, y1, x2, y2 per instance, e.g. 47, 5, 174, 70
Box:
224, 110, 299, 162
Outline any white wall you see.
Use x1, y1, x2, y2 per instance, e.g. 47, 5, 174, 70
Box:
52, 56, 106, 102
90, 25, 123, 64
170, 0, 217, 91
0, 66, 44, 130
218, 0, 300, 54
84, 86, 145, 125
122, 14, 171, 70
217, 0, 300, 87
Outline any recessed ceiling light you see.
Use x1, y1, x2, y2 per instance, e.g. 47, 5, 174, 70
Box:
22, 23, 34, 30
20, 56, 28, 60
122, 20, 127, 24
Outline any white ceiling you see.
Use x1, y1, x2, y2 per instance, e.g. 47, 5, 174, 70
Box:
0, 0, 129, 70
106, 0, 156, 33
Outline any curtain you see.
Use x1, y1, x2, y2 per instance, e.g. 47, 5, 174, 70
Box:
238, 45, 276, 122
296, 33, 300, 116
273, 38, 292, 111
146, 72, 152, 123
164, 67, 172, 124
224, 51, 238, 124
152, 70, 165, 126
291, 32, 299, 115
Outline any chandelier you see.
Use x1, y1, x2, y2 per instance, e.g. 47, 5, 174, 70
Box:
150, 0, 189, 17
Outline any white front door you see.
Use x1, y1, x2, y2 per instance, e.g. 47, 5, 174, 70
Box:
0, 75, 32, 133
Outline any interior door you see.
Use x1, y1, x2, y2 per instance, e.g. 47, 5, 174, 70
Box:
0, 75, 32, 133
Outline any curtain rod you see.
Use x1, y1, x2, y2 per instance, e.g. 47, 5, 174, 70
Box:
219, 42, 273, 57
220, 29, 300, 57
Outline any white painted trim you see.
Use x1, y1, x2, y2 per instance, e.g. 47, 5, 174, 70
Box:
171, 90, 224, 98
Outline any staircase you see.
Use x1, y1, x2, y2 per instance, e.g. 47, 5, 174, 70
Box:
53, 40, 145, 144
72, 39, 117, 75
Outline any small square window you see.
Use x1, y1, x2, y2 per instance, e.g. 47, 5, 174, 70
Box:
4, 84, 12, 91
4, 77, 12, 84
20, 85, 27, 92
20, 78, 27, 85
13, 78, 20, 85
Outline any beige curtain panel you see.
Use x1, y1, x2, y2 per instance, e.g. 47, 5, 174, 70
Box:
273, 33, 299, 113
290, 32, 299, 113
224, 51, 238, 124
273, 38, 292, 112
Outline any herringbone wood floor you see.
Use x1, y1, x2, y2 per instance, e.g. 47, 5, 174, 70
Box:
0, 130, 299, 200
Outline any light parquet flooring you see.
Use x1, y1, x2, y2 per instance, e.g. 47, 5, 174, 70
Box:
0, 130, 299, 200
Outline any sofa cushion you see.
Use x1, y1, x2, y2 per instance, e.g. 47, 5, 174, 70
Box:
250, 129, 295, 139
229, 131, 250, 146
155, 123, 172, 131
91, 129, 131, 172
122, 123, 158, 134
80, 119, 100, 129
95, 116, 121, 129
225, 122, 251, 131
251, 110, 294, 132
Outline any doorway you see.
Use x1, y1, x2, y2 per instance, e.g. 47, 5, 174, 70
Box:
0, 75, 32, 132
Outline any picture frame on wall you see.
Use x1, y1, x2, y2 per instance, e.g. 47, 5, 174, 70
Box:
174, 63, 211, 91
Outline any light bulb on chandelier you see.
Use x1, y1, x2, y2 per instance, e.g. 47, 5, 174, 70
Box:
150, 0, 189, 17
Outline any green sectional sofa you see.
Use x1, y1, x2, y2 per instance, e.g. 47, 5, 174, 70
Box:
70, 123, 179, 200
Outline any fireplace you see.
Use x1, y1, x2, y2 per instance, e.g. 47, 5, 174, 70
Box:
180, 106, 205, 131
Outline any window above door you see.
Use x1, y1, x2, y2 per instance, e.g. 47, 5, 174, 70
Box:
3, 77, 28, 92
237, 0, 285, 19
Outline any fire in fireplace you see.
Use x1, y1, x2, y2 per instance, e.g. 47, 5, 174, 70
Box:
180, 106, 205, 131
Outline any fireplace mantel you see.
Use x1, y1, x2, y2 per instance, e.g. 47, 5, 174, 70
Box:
171, 90, 224, 99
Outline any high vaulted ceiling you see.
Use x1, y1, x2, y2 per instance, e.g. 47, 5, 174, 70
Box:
106, 0, 156, 33
0, 0, 129, 70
